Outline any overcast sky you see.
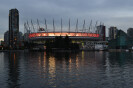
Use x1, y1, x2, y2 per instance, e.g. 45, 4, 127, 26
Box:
0, 0, 133, 39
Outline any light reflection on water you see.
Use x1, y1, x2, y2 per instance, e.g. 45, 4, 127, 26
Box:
0, 51, 133, 88
48, 56, 56, 87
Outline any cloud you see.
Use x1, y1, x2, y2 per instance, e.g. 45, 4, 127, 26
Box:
0, 0, 133, 38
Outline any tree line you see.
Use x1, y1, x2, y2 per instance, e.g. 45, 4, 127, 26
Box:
45, 36, 79, 51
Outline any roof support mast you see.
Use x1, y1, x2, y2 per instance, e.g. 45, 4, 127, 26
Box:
53, 19, 55, 35
90, 20, 92, 33
37, 19, 40, 32
45, 19, 48, 35
61, 18, 62, 35
82, 19, 85, 35
75, 19, 78, 36
69, 18, 70, 34
24, 23, 26, 34
31, 20, 35, 32
27, 21, 31, 33
95, 21, 98, 34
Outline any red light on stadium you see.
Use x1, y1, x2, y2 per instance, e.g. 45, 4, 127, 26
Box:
28, 32, 99, 38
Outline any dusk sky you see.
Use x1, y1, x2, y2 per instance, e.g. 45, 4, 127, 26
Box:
0, 0, 133, 39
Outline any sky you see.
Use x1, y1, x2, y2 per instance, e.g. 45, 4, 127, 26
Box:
1, 0, 133, 39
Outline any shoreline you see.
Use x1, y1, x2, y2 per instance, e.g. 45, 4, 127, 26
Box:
0, 49, 107, 52
0, 49, 132, 52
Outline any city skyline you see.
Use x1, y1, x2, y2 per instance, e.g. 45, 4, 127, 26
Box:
1, 0, 133, 39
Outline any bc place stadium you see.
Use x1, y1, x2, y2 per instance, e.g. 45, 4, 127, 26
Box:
25, 19, 105, 40
24, 19, 107, 50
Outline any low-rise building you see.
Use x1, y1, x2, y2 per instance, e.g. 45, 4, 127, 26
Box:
127, 28, 133, 38
96, 25, 106, 41
108, 26, 118, 40
108, 30, 133, 49
4, 31, 24, 49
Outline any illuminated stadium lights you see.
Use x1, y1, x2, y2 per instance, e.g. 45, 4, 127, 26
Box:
28, 32, 99, 38
25, 19, 104, 41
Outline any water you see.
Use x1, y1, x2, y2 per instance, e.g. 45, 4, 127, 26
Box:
0, 51, 133, 88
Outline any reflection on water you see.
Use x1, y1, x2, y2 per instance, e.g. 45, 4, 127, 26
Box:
6, 52, 20, 88
48, 56, 56, 87
0, 51, 133, 88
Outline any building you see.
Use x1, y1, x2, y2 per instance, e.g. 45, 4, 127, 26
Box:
108, 30, 133, 49
96, 25, 106, 41
9, 8, 19, 49
4, 30, 23, 49
127, 28, 133, 38
108, 26, 118, 40
4, 31, 9, 47
4, 8, 23, 49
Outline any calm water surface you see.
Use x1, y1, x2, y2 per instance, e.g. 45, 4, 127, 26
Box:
0, 51, 133, 88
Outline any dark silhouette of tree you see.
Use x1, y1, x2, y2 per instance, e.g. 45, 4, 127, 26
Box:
45, 40, 52, 51
45, 35, 79, 51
